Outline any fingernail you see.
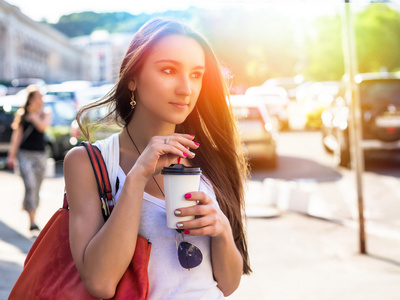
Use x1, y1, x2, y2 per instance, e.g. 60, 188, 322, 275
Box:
174, 209, 182, 215
194, 142, 200, 146
184, 193, 191, 199
189, 134, 195, 137
176, 223, 184, 228
190, 151, 196, 157
184, 230, 190, 234
183, 152, 188, 157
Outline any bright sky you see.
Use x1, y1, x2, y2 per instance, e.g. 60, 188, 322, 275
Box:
5, 0, 383, 23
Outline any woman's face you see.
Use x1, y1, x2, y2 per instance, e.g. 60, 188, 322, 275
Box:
28, 91, 44, 112
131, 34, 206, 125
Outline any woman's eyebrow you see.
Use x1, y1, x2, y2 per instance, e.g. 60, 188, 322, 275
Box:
154, 59, 205, 70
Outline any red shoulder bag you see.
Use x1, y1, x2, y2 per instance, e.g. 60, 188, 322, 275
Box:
9, 142, 151, 300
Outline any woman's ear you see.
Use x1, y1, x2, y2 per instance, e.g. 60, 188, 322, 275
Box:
128, 80, 136, 91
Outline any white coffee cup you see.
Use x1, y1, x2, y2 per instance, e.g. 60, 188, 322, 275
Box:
162, 164, 202, 228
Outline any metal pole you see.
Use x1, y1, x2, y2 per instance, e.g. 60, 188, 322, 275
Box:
342, 0, 367, 254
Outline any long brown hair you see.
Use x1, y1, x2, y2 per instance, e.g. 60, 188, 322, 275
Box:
11, 86, 39, 130
77, 18, 251, 274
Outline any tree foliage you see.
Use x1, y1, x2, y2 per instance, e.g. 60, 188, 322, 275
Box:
355, 4, 400, 73
305, 4, 400, 81
52, 12, 138, 37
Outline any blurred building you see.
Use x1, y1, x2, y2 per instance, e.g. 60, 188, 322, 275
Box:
71, 31, 133, 84
0, 0, 90, 83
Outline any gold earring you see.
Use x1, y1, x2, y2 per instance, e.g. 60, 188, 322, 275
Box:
130, 91, 136, 109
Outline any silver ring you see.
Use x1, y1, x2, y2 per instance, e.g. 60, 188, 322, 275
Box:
165, 137, 170, 145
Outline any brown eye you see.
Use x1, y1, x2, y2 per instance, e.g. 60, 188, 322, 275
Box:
191, 72, 203, 79
163, 68, 175, 75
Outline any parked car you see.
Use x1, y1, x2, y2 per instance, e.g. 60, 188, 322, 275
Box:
263, 75, 304, 101
0, 97, 20, 156
245, 85, 290, 130
44, 98, 77, 159
45, 80, 93, 108
0, 93, 76, 162
321, 72, 400, 167
299, 81, 342, 130
230, 94, 278, 168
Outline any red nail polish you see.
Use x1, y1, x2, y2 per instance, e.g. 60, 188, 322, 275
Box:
184, 230, 190, 234
194, 142, 200, 146
184, 193, 191, 199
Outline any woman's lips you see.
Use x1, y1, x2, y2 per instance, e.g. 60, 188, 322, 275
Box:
170, 102, 188, 109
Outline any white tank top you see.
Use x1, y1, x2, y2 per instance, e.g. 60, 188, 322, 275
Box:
114, 166, 225, 300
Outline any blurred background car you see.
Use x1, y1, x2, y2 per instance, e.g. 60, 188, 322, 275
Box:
263, 75, 305, 101
45, 81, 114, 109
321, 72, 400, 167
44, 97, 77, 159
45, 80, 93, 109
297, 81, 342, 130
0, 92, 77, 168
244, 85, 290, 130
230, 94, 278, 168
0, 96, 20, 159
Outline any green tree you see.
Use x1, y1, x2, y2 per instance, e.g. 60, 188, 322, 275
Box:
355, 3, 400, 72
304, 4, 400, 81
53, 12, 136, 37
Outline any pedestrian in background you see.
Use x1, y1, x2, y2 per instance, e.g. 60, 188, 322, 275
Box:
64, 18, 251, 299
7, 86, 52, 232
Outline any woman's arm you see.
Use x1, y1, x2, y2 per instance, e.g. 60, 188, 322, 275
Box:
210, 220, 243, 296
176, 192, 243, 296
65, 146, 148, 299
65, 133, 197, 298
7, 125, 23, 169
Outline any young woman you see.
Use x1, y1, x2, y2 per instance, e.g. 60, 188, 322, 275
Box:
8, 87, 52, 232
64, 18, 251, 299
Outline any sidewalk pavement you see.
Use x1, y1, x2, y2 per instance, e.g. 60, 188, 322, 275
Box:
1, 170, 400, 299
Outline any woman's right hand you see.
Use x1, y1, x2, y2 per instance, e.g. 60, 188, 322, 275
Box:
128, 133, 199, 180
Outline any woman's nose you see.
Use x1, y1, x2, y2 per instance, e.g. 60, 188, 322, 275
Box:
176, 75, 192, 96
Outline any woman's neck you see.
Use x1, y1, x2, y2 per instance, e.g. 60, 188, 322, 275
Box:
125, 115, 176, 150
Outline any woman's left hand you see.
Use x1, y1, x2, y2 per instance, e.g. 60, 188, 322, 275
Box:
177, 192, 243, 296
175, 191, 230, 238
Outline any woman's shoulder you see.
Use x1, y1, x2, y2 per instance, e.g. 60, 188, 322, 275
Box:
64, 145, 90, 168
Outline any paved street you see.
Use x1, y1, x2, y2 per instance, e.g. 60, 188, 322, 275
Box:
1, 131, 400, 299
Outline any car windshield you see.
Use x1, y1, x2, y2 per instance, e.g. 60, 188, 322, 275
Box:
360, 80, 400, 106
